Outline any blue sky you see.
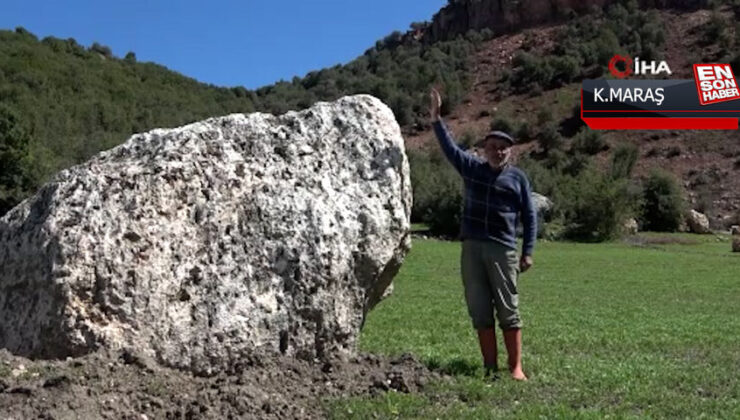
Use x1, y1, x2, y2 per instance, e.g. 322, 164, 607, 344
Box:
1, 0, 447, 89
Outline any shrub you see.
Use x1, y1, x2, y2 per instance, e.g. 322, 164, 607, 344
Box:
408, 149, 463, 238
0, 104, 34, 215
515, 122, 532, 142
640, 169, 687, 232
548, 55, 581, 85
89, 42, 113, 58
510, 52, 554, 92
536, 108, 553, 125
705, 10, 728, 45
571, 128, 607, 155
424, 176, 463, 238
538, 123, 563, 152
490, 116, 514, 134
561, 168, 639, 242
609, 143, 639, 180
562, 152, 590, 176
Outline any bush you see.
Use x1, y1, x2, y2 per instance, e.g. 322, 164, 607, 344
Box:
510, 52, 554, 92
640, 169, 687, 232
408, 149, 463, 238
538, 123, 563, 152
609, 143, 639, 180
571, 128, 606, 155
548, 55, 581, 85
561, 168, 639, 242
562, 152, 590, 176
519, 147, 642, 242
89, 42, 113, 58
536, 108, 553, 125
0, 104, 35, 215
490, 116, 514, 134
515, 122, 532, 142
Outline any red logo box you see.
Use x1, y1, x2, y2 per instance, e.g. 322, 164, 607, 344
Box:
693, 64, 740, 105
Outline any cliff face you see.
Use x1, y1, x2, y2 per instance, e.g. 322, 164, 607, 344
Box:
425, 0, 708, 43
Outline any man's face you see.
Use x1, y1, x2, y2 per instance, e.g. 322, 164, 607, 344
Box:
481, 137, 512, 168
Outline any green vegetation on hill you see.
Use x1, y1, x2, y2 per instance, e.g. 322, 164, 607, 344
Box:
504, 1, 666, 93
1, 1, 734, 233
0, 26, 482, 216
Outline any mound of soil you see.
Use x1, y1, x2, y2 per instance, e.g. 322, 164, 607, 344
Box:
0, 349, 440, 419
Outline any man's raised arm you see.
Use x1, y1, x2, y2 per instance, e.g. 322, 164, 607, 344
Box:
430, 88, 477, 174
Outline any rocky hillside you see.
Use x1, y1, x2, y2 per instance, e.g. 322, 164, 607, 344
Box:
411, 2, 740, 228
423, 0, 708, 43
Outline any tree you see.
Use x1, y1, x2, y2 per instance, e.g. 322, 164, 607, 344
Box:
641, 169, 686, 232
0, 105, 33, 215
90, 42, 113, 58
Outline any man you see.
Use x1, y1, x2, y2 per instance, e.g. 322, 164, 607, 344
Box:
429, 88, 536, 381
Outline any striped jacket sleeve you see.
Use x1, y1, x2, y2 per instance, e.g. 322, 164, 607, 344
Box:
432, 118, 477, 175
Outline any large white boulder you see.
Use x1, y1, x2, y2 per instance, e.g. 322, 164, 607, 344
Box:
686, 209, 711, 234
0, 94, 411, 375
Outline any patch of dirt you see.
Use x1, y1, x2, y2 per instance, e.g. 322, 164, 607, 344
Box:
0, 349, 441, 419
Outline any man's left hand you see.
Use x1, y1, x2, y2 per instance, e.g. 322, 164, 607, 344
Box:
520, 255, 533, 272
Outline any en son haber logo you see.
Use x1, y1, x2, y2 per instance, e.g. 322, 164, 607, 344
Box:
693, 64, 740, 105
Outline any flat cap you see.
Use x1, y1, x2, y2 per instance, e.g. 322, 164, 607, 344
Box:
474, 130, 515, 147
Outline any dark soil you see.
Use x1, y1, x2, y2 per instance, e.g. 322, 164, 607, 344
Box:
0, 349, 441, 419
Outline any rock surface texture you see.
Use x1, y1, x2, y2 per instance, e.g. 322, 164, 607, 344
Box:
0, 94, 411, 375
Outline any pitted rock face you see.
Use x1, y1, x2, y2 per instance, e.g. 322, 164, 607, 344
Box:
0, 94, 411, 375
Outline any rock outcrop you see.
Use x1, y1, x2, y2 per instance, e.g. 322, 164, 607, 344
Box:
687, 209, 711, 234
0, 94, 411, 375
623, 218, 639, 235
424, 0, 707, 44
532, 192, 552, 235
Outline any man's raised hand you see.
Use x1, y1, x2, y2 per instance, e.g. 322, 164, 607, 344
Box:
429, 88, 442, 121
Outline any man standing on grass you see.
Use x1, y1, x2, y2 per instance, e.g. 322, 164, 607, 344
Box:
429, 88, 536, 381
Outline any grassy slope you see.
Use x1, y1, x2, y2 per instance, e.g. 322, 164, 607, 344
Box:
328, 235, 739, 418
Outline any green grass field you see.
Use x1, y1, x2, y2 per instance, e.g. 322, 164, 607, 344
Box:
327, 233, 740, 419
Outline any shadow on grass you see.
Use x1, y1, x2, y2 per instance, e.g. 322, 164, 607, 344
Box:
423, 356, 479, 377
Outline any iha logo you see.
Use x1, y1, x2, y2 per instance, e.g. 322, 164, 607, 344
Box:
693, 64, 740, 105
608, 55, 672, 79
